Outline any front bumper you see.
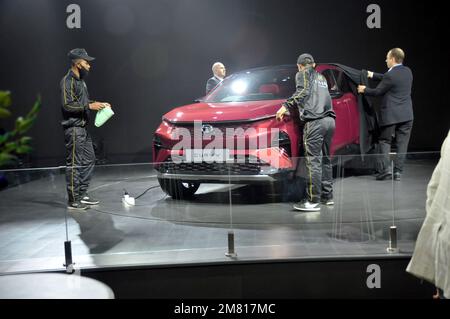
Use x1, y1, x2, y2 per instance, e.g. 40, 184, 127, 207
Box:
156, 172, 277, 183
154, 147, 294, 184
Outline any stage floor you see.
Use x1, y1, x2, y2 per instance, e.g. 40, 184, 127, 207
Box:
0, 158, 436, 273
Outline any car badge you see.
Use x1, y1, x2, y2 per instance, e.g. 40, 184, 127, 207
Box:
202, 124, 214, 135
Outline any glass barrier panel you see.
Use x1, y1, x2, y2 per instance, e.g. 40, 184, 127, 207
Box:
227, 151, 438, 261
0, 151, 438, 272
0, 166, 68, 273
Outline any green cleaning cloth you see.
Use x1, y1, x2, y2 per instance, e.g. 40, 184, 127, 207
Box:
95, 107, 114, 127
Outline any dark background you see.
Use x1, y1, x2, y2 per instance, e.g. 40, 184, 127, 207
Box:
1, 0, 449, 167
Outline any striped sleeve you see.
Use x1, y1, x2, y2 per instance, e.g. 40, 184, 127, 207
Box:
284, 71, 311, 110
60, 75, 87, 113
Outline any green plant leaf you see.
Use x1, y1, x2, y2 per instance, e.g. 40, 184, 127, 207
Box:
0, 91, 12, 108
15, 116, 24, 130
20, 136, 32, 145
1, 93, 41, 168
0, 132, 11, 145
15, 145, 33, 154
8, 129, 17, 139
0, 152, 17, 166
0, 107, 11, 118
18, 118, 34, 134
27, 95, 41, 117
4, 142, 18, 153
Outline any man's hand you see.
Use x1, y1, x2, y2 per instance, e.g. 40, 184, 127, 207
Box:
367, 71, 374, 79
276, 105, 288, 121
89, 102, 111, 111
89, 102, 104, 111
357, 85, 366, 94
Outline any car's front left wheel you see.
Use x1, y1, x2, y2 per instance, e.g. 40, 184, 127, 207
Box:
158, 178, 200, 200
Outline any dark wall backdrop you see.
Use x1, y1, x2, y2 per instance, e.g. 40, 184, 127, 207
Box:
1, 0, 449, 166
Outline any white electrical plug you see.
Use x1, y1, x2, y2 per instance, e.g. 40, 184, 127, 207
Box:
122, 193, 135, 206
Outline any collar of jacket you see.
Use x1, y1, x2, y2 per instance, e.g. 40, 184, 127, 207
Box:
388, 63, 403, 72
299, 66, 315, 77
67, 68, 81, 81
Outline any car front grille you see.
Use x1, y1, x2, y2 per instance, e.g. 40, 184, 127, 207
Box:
173, 122, 255, 136
156, 157, 269, 175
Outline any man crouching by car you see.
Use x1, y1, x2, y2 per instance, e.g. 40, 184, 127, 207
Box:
276, 53, 336, 212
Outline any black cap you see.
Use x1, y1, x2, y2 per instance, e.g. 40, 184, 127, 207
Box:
68, 48, 95, 61
297, 53, 314, 65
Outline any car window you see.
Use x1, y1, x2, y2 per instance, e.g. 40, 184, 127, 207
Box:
321, 69, 340, 95
204, 67, 297, 103
321, 69, 353, 95
332, 70, 352, 93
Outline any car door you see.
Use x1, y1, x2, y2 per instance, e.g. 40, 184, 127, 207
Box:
321, 68, 351, 151
332, 69, 359, 145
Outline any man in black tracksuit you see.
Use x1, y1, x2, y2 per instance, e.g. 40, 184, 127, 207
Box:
276, 53, 336, 212
61, 48, 111, 210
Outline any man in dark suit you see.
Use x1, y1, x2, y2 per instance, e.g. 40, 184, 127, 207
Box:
358, 48, 413, 181
205, 62, 226, 95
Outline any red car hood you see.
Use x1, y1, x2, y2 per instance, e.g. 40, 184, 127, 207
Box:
163, 100, 284, 123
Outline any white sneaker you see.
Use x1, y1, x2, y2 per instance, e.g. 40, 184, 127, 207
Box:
321, 198, 335, 206
293, 200, 321, 212
80, 195, 100, 205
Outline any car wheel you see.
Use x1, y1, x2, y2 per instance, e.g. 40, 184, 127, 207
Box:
157, 178, 200, 200
274, 176, 305, 202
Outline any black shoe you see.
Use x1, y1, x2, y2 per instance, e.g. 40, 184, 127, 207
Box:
376, 171, 392, 180
67, 201, 89, 211
320, 198, 335, 206
81, 195, 100, 205
394, 172, 401, 181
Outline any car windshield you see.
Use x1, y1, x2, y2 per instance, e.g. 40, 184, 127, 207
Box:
204, 67, 297, 103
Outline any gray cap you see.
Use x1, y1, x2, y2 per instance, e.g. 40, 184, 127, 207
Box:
297, 53, 314, 65
68, 48, 95, 61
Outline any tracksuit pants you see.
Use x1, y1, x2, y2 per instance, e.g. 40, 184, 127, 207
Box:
64, 126, 95, 203
303, 117, 336, 203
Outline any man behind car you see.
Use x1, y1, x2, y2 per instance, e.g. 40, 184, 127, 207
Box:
358, 48, 414, 181
206, 62, 226, 95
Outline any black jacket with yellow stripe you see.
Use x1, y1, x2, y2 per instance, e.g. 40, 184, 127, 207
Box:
60, 69, 92, 129
283, 66, 335, 122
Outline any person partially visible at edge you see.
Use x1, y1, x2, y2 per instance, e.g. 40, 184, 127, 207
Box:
358, 48, 414, 181
407, 130, 450, 300
60, 48, 112, 211
276, 53, 336, 212
206, 62, 226, 95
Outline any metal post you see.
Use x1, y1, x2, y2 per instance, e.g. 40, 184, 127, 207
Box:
226, 167, 237, 258
64, 240, 75, 273
226, 231, 237, 258
387, 226, 399, 253
387, 157, 399, 253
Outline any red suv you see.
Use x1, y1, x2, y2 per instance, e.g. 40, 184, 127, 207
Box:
153, 64, 360, 199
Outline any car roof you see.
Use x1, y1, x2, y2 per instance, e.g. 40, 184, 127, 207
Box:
233, 63, 337, 75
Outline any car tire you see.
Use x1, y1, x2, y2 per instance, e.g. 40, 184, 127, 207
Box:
158, 178, 200, 200
275, 176, 305, 202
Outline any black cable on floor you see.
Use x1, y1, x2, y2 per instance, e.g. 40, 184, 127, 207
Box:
123, 185, 161, 200
135, 185, 160, 199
